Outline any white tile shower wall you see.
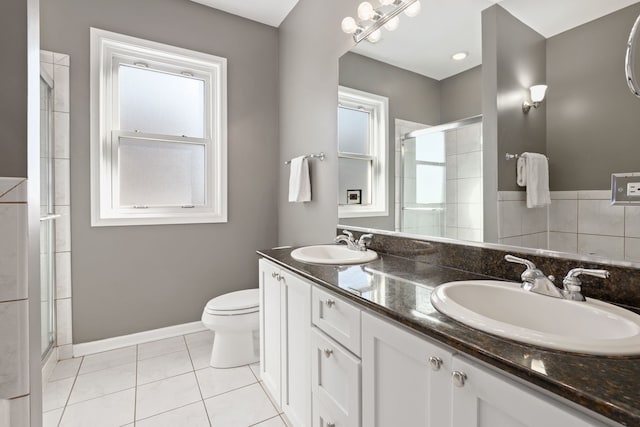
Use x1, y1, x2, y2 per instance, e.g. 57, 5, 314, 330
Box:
0, 178, 30, 408
42, 50, 73, 360
446, 123, 483, 242
497, 191, 548, 248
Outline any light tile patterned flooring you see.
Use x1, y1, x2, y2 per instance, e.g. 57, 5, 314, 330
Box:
42, 331, 287, 427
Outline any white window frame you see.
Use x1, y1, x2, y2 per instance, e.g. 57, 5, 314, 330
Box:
90, 28, 227, 226
338, 86, 388, 218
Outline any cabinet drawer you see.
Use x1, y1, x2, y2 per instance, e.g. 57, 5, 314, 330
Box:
313, 394, 349, 427
311, 328, 360, 427
312, 287, 361, 356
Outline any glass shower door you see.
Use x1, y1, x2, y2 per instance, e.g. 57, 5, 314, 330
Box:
40, 72, 56, 360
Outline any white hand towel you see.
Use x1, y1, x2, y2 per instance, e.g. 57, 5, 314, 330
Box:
516, 156, 527, 187
288, 156, 311, 202
519, 152, 550, 208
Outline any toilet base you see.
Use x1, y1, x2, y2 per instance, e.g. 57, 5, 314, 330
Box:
210, 331, 258, 368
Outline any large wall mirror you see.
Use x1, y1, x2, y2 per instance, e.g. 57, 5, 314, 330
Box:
337, 0, 640, 265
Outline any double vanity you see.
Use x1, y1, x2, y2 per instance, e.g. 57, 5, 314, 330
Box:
257, 231, 640, 427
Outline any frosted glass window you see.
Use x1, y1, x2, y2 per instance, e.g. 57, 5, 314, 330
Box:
416, 165, 445, 204
338, 107, 370, 155
119, 65, 205, 138
338, 158, 371, 205
119, 137, 205, 207
416, 133, 445, 163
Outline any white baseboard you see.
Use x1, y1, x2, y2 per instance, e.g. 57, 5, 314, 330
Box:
41, 347, 58, 387
73, 321, 207, 357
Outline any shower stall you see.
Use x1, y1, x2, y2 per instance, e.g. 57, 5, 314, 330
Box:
40, 68, 57, 360
399, 116, 483, 242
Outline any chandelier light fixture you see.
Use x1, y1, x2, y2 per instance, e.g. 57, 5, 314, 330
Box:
342, 0, 421, 44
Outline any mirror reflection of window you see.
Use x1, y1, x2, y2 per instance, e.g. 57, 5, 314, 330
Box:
338, 106, 373, 206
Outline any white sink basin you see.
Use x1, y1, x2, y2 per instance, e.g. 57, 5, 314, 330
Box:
430, 280, 640, 355
291, 245, 378, 265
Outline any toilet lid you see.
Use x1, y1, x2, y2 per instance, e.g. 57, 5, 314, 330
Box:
205, 288, 259, 312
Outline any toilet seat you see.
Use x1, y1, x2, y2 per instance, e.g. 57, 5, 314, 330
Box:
205, 288, 259, 316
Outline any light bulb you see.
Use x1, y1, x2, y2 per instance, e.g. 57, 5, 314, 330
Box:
451, 52, 468, 61
404, 0, 421, 17
367, 29, 382, 43
380, 0, 394, 5
358, 2, 375, 20
341, 17, 358, 34
384, 16, 400, 31
530, 85, 547, 103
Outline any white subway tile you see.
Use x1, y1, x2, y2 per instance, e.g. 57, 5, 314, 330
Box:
498, 200, 524, 238
54, 112, 70, 159
521, 206, 547, 235
578, 234, 624, 259
0, 178, 26, 201
625, 238, 640, 262
550, 191, 578, 200
55, 252, 72, 299
458, 203, 483, 229
625, 206, 640, 238
457, 178, 482, 204
456, 123, 482, 154
577, 190, 610, 200
55, 206, 71, 252
446, 156, 457, 180
499, 236, 523, 247
457, 227, 483, 242
446, 181, 457, 204
445, 130, 457, 156
54, 159, 70, 206
0, 300, 29, 398
578, 200, 624, 236
445, 227, 458, 239
549, 232, 578, 253
0, 180, 27, 203
0, 204, 28, 301
53, 64, 70, 113
56, 298, 73, 346
446, 204, 457, 227
457, 152, 482, 179
8, 395, 30, 427
549, 199, 578, 233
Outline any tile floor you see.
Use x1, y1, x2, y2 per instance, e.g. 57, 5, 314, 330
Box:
42, 331, 287, 427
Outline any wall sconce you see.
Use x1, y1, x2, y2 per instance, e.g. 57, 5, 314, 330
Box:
342, 0, 421, 44
522, 85, 547, 113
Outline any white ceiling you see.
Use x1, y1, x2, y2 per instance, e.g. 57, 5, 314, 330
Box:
190, 0, 300, 27
351, 0, 640, 80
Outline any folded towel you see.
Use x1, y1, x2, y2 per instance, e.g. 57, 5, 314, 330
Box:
288, 156, 311, 202
516, 152, 550, 208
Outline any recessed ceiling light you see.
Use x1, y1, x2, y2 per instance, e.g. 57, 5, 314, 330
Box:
452, 52, 468, 61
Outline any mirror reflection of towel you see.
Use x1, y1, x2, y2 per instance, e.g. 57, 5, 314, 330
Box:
516, 152, 550, 208
288, 156, 311, 202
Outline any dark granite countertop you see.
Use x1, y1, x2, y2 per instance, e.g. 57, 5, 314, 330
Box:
257, 247, 640, 427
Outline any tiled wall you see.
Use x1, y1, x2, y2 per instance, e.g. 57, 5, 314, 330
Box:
444, 122, 483, 242
41, 50, 73, 361
0, 178, 31, 425
497, 191, 548, 248
497, 190, 640, 263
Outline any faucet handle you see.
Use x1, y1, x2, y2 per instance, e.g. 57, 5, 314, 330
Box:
562, 268, 610, 301
504, 254, 537, 270
342, 230, 354, 240
357, 234, 373, 250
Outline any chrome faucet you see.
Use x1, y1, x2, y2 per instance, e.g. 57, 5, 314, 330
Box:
505, 255, 610, 301
335, 230, 373, 251
505, 255, 563, 298
561, 268, 610, 301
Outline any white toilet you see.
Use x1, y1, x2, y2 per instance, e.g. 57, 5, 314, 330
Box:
201, 288, 260, 368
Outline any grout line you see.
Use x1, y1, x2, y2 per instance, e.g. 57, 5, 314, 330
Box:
257, 381, 283, 415
184, 334, 213, 427
56, 356, 84, 427
248, 414, 282, 426
133, 344, 138, 426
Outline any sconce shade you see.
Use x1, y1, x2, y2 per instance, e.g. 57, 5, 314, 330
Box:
530, 85, 547, 103
342, 17, 358, 34
358, 2, 375, 20
404, 0, 421, 17
384, 16, 400, 31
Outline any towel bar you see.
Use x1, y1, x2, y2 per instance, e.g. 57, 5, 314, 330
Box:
284, 152, 325, 165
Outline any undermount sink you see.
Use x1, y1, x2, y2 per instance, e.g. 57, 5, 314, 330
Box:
430, 280, 640, 355
291, 245, 378, 265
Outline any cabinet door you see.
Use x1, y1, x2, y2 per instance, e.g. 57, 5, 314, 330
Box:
311, 328, 361, 427
451, 356, 608, 427
281, 271, 312, 427
361, 312, 453, 427
259, 259, 282, 408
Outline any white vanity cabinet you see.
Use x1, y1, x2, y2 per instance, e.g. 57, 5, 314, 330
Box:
450, 356, 609, 427
361, 312, 453, 427
259, 259, 311, 426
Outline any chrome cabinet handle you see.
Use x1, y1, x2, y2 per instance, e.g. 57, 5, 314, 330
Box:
452, 371, 467, 387
325, 299, 336, 308
324, 349, 334, 358
326, 423, 336, 427
271, 272, 283, 281
429, 356, 443, 371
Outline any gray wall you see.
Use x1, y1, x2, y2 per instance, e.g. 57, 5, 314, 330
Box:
440, 65, 483, 123
278, 0, 359, 246
492, 6, 547, 192
42, 0, 280, 342
546, 3, 640, 191
338, 52, 442, 231
0, 0, 29, 177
